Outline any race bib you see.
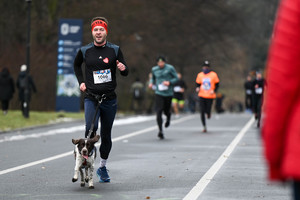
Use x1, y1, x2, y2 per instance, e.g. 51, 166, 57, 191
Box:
158, 83, 168, 91
174, 86, 182, 92
93, 69, 112, 84
255, 87, 263, 94
202, 78, 211, 90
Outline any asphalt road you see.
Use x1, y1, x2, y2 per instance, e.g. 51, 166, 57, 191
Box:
0, 113, 290, 200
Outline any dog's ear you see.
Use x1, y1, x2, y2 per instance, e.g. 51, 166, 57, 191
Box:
72, 139, 80, 145
91, 135, 100, 143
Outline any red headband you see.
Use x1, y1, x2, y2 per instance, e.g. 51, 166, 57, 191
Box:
91, 20, 108, 33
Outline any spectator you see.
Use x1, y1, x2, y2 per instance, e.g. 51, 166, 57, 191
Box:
262, 0, 300, 199
16, 64, 37, 118
0, 67, 15, 115
130, 77, 145, 114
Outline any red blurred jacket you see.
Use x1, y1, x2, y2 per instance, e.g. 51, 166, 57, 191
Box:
262, 0, 300, 181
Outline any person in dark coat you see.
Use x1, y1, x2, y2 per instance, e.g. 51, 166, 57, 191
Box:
0, 67, 15, 115
244, 75, 253, 113
252, 71, 264, 127
262, 0, 300, 198
130, 77, 145, 114
16, 64, 37, 118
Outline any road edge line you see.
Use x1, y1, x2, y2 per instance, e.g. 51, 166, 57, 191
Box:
0, 115, 195, 176
183, 116, 255, 200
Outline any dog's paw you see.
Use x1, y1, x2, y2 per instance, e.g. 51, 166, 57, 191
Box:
80, 182, 85, 187
85, 177, 89, 183
89, 185, 94, 189
72, 178, 78, 182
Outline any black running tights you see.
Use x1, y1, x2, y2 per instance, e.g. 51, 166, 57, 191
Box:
155, 94, 172, 132
199, 97, 213, 126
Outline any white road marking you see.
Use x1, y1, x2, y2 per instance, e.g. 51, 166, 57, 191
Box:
0, 116, 155, 143
183, 116, 255, 200
0, 126, 85, 143
0, 115, 194, 176
0, 152, 73, 175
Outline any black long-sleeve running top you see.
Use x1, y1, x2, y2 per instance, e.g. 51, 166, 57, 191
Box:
73, 41, 129, 96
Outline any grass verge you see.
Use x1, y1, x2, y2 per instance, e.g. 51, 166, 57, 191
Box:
0, 110, 84, 132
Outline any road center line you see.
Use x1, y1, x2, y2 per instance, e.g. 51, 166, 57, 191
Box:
183, 117, 255, 200
0, 115, 194, 176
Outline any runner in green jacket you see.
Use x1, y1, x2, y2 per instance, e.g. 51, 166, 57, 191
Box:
149, 56, 178, 139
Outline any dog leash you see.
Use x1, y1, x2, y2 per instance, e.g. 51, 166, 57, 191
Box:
85, 91, 107, 139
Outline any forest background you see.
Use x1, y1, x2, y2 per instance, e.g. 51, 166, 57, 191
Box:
0, 0, 279, 112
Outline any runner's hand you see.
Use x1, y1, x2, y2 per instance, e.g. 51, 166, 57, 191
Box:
80, 82, 86, 92
163, 81, 170, 86
116, 60, 126, 71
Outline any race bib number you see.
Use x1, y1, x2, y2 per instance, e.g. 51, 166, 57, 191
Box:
93, 69, 112, 84
158, 83, 168, 91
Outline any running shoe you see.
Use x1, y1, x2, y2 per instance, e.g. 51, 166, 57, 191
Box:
207, 113, 211, 119
158, 131, 164, 139
165, 120, 170, 128
96, 166, 110, 182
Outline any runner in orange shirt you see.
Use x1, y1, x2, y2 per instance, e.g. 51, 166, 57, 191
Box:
195, 60, 220, 132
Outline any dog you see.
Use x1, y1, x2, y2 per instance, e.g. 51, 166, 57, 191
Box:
72, 135, 100, 189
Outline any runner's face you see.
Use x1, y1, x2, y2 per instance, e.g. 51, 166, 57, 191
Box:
256, 73, 262, 79
202, 66, 209, 71
92, 26, 107, 46
157, 60, 165, 68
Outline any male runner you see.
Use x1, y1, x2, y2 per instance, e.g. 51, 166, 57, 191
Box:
149, 56, 178, 139
195, 60, 220, 132
73, 17, 129, 182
